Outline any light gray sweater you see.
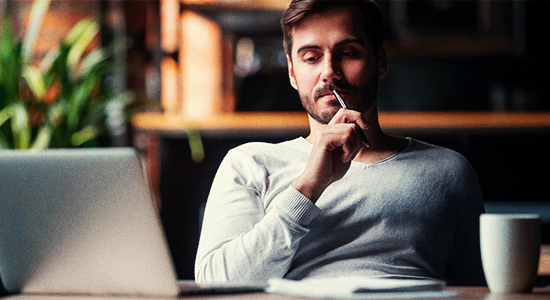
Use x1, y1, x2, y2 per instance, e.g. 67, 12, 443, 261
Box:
195, 137, 485, 285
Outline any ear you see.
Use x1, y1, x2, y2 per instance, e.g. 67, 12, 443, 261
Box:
287, 55, 298, 90
377, 46, 388, 78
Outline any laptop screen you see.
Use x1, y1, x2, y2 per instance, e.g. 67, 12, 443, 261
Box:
0, 148, 179, 297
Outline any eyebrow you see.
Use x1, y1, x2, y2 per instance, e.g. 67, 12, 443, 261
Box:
296, 38, 364, 55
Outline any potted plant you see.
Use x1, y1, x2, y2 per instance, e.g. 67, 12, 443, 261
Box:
0, 0, 133, 149
0, 0, 205, 163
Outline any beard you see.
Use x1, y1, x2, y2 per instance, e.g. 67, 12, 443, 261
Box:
300, 93, 339, 125
299, 81, 376, 125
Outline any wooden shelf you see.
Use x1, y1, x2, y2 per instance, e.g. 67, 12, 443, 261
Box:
379, 111, 550, 134
132, 111, 309, 138
181, 0, 290, 10
132, 111, 550, 138
132, 111, 550, 210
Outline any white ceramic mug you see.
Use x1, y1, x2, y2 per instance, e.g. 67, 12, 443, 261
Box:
480, 214, 541, 293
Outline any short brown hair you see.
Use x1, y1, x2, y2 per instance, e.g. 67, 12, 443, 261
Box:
281, 0, 384, 57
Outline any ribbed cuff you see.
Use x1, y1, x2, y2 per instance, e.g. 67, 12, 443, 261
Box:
275, 187, 321, 226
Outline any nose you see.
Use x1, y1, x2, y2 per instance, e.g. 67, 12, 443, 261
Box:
321, 55, 341, 83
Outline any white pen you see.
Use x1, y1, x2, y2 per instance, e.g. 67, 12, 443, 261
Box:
333, 90, 370, 147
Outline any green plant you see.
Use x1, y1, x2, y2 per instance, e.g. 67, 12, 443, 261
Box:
0, 0, 133, 149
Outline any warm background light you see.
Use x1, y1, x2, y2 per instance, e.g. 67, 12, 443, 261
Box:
160, 0, 179, 53
179, 10, 222, 120
160, 57, 179, 114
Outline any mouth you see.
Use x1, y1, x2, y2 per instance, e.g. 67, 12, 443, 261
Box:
316, 92, 337, 103
332, 88, 349, 96
314, 84, 349, 106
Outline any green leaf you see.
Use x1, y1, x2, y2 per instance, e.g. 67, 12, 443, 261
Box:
31, 125, 52, 149
22, 0, 51, 62
0, 32, 10, 67
70, 125, 99, 146
44, 102, 65, 147
65, 19, 99, 74
76, 48, 105, 79
12, 103, 31, 149
64, 19, 93, 45
46, 102, 65, 124
184, 125, 204, 163
76, 37, 129, 77
0, 105, 15, 127
0, 104, 18, 149
22, 65, 46, 100
1, 18, 15, 61
67, 72, 97, 132
1, 18, 23, 105
0, 134, 11, 149
39, 47, 60, 73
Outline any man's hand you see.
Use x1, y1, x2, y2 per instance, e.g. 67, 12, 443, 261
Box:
293, 108, 368, 203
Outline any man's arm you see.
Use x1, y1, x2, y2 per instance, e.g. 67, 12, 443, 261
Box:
194, 150, 320, 283
447, 160, 487, 286
195, 109, 365, 283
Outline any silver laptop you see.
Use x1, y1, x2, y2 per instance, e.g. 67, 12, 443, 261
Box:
0, 148, 264, 297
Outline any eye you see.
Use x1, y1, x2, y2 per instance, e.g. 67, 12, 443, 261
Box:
335, 43, 368, 61
303, 54, 320, 64
339, 49, 357, 59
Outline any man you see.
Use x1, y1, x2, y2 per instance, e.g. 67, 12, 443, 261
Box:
195, 0, 485, 286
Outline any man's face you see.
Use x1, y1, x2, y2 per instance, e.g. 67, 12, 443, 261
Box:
287, 6, 387, 124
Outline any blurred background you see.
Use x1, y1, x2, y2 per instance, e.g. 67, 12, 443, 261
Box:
2, 0, 549, 280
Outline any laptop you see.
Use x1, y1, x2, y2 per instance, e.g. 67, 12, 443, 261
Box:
0, 148, 265, 297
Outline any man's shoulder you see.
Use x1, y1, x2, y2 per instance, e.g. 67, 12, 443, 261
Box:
230, 137, 308, 156
218, 138, 309, 177
407, 138, 472, 169
223, 137, 310, 167
403, 139, 480, 191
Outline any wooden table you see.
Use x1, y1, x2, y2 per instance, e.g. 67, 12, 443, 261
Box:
2, 287, 550, 300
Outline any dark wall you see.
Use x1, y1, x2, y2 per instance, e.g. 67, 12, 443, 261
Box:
525, 0, 550, 111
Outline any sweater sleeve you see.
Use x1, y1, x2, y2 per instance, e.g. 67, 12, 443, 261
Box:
194, 149, 320, 283
446, 158, 486, 286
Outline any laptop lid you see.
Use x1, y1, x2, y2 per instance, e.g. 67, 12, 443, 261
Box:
0, 148, 179, 297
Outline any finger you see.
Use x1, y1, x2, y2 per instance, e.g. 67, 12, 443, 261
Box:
340, 136, 361, 163
315, 123, 362, 163
328, 108, 351, 125
329, 108, 369, 130
330, 124, 361, 163
354, 116, 369, 130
